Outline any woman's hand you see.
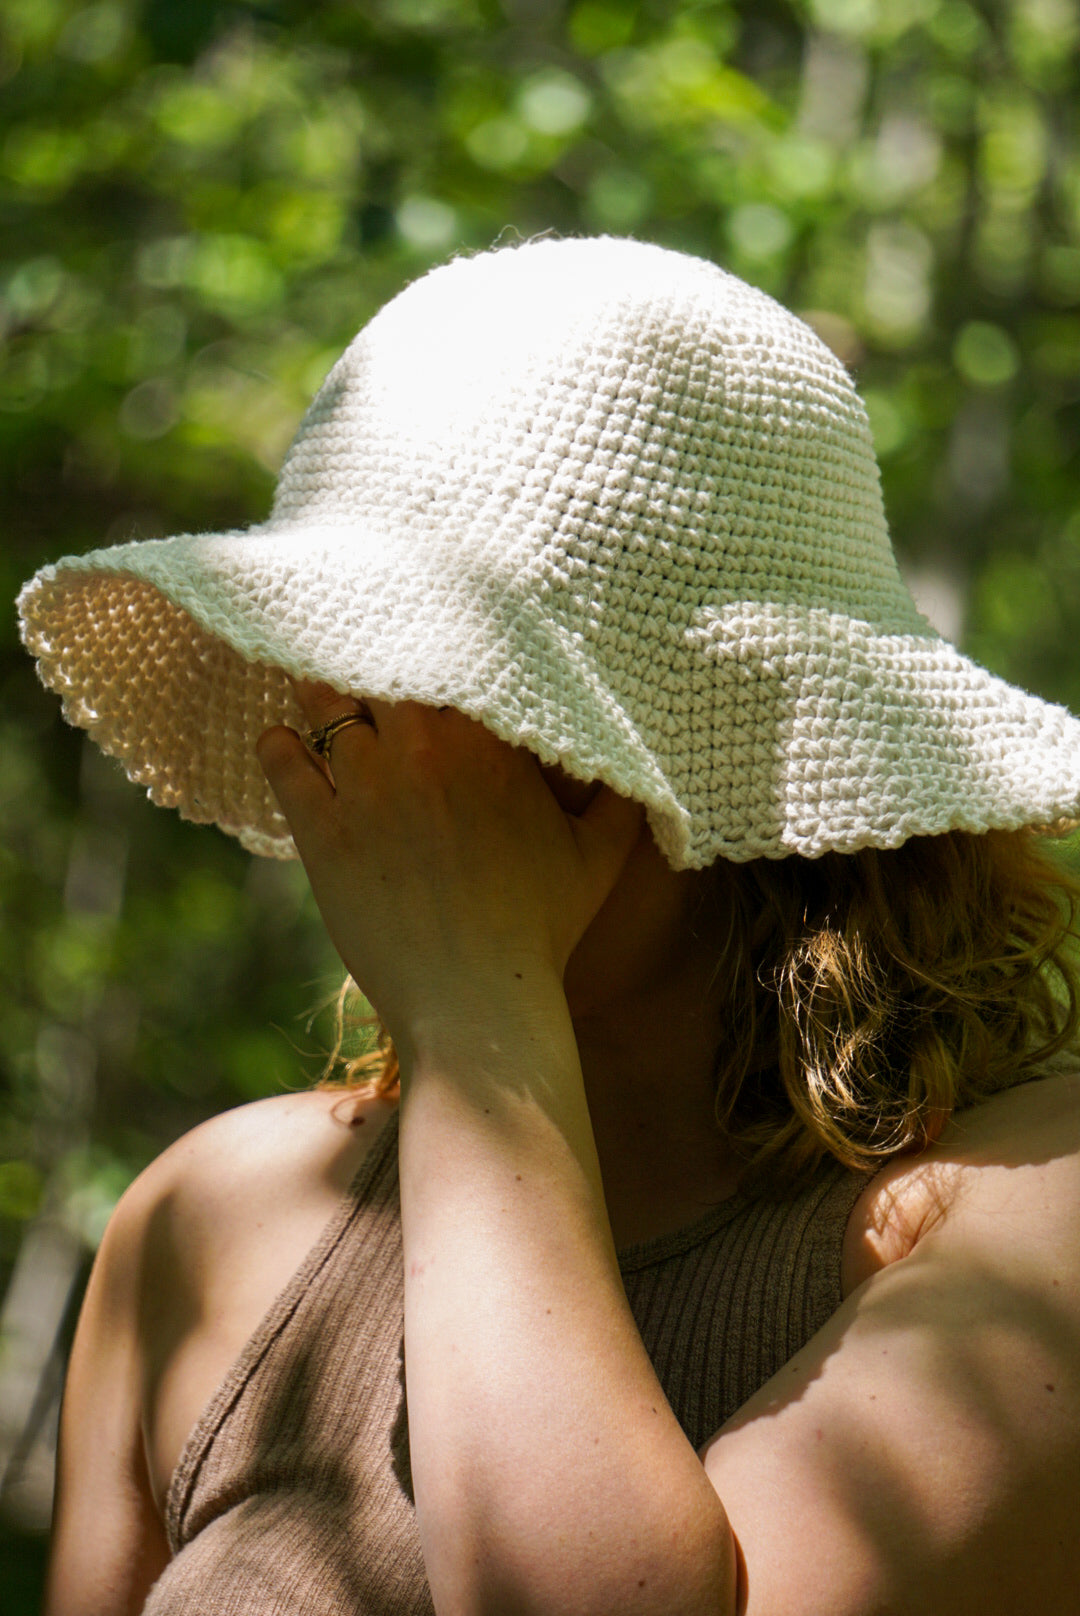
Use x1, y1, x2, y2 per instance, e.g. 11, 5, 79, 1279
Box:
255, 681, 643, 1051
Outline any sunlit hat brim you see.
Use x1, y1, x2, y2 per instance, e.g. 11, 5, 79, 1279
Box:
18, 525, 1080, 867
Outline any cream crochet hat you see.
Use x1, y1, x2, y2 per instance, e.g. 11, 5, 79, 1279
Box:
17, 235, 1080, 868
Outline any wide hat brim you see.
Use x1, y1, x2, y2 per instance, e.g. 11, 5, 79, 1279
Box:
18, 522, 1080, 868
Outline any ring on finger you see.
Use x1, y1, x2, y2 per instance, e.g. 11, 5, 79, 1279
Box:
304, 704, 376, 762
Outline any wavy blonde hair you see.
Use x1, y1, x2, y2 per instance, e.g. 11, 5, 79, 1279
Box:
318, 826, 1080, 1186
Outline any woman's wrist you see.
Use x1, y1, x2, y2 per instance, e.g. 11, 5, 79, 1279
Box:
395, 964, 607, 1208
393, 959, 576, 1090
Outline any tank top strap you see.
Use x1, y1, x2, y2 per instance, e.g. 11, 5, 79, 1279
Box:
164, 1104, 402, 1551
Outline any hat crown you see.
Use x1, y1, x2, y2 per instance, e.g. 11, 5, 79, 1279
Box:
268, 236, 918, 629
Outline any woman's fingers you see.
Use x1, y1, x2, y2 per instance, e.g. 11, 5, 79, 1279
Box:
286, 678, 380, 780
255, 723, 335, 831
292, 678, 376, 729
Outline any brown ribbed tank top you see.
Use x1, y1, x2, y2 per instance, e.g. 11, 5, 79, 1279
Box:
143, 1110, 871, 1615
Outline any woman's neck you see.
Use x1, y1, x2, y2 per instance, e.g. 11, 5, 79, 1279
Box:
551, 815, 742, 1238
569, 936, 743, 1243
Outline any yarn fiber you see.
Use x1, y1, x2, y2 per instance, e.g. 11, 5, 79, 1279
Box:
17, 235, 1080, 868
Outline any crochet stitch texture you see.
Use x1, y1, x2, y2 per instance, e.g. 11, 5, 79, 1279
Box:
17, 235, 1080, 867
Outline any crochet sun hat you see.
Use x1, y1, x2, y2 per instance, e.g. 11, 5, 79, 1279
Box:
17, 235, 1080, 869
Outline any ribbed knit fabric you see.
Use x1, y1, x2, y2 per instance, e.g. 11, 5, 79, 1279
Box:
143, 1108, 870, 1615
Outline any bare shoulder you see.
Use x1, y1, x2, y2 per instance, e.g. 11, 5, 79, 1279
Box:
120, 1084, 395, 1245
47, 1088, 394, 1616
133, 1083, 393, 1197
76, 1089, 371, 1316
705, 1070, 1080, 1615
933, 1065, 1080, 1168
112, 1084, 397, 1370
83, 1081, 395, 1387
843, 1068, 1080, 1292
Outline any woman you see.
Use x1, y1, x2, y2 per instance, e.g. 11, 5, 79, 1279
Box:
20, 236, 1080, 1615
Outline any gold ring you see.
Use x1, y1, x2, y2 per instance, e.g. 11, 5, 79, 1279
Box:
304, 706, 375, 761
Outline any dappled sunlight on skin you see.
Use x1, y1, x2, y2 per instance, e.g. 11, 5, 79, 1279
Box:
761, 1260, 1075, 1612
707, 1246, 1080, 1613
849, 1156, 962, 1271
700, 1077, 1080, 1614
720, 1074, 1080, 1432
930, 1070, 1080, 1170
841, 1072, 1080, 1280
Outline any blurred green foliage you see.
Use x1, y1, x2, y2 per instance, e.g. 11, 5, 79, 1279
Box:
2, 0, 1080, 1594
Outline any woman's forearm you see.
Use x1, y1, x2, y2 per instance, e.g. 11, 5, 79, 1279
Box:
397, 967, 737, 1616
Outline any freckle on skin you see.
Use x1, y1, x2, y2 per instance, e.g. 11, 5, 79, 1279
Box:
515, 1173, 522, 1181
1046, 1383, 1056, 1392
